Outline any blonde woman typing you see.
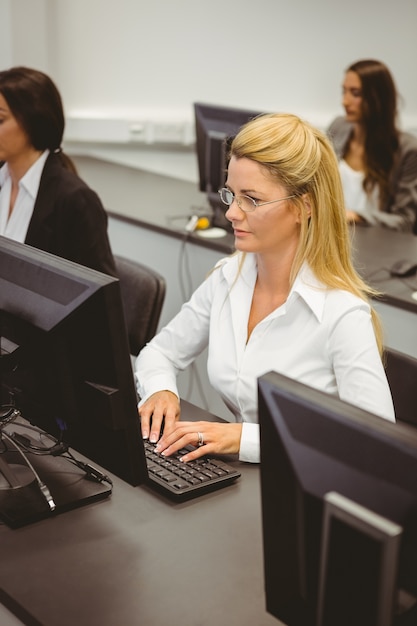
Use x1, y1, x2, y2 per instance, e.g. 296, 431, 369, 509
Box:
136, 113, 395, 464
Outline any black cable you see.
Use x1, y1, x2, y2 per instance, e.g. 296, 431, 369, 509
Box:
4, 418, 113, 488
178, 231, 194, 302
177, 230, 210, 410
63, 454, 113, 486
1, 429, 56, 511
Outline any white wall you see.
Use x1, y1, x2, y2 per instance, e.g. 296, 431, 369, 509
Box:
2, 0, 49, 69
0, 0, 12, 68
3, 0, 417, 136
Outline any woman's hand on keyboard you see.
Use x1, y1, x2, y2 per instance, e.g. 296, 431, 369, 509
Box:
138, 391, 180, 443
154, 420, 243, 462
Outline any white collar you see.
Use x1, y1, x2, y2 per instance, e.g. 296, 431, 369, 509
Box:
290, 263, 327, 322
0, 150, 49, 198
220, 252, 328, 322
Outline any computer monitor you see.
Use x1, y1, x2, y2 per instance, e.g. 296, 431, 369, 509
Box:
0, 236, 147, 488
193, 102, 263, 231
258, 371, 417, 626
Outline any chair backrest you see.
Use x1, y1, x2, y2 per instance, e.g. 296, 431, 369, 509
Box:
384, 347, 417, 428
115, 255, 166, 356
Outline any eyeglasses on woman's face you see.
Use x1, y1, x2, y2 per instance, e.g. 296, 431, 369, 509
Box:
218, 187, 296, 213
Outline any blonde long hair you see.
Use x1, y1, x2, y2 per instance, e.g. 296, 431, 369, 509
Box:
230, 112, 384, 353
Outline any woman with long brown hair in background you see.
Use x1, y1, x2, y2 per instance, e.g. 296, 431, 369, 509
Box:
328, 59, 417, 232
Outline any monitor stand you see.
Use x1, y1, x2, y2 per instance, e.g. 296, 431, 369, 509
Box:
0, 455, 34, 489
0, 449, 54, 527
0, 429, 112, 529
317, 491, 413, 626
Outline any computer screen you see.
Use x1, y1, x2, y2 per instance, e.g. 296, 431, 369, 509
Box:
193, 102, 263, 231
258, 371, 417, 626
0, 236, 147, 488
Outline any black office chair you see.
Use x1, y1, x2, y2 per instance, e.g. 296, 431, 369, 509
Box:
384, 347, 417, 428
115, 255, 166, 357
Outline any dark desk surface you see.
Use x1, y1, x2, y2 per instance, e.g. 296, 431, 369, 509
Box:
111, 205, 417, 314
0, 401, 279, 626
2, 225, 416, 626
351, 226, 417, 313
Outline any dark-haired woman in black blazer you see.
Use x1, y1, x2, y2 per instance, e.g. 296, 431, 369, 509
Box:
0, 66, 116, 275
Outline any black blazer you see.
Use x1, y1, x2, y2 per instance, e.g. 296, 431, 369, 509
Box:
20, 153, 116, 276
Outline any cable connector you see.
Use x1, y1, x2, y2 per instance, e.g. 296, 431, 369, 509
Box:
77, 461, 113, 486
50, 442, 69, 455
39, 482, 56, 511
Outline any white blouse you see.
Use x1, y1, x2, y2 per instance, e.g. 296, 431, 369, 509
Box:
0, 151, 49, 241
135, 253, 395, 463
339, 159, 379, 224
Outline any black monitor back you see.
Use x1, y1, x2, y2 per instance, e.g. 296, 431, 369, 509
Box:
194, 102, 262, 231
0, 236, 147, 486
258, 371, 417, 626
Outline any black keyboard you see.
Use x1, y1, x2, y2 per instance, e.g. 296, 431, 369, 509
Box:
144, 440, 241, 500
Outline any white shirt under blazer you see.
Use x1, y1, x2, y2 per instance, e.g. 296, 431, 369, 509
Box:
135, 252, 395, 463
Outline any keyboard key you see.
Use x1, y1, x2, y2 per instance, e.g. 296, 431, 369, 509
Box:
144, 440, 241, 499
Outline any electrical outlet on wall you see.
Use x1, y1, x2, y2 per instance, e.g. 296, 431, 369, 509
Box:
65, 116, 195, 146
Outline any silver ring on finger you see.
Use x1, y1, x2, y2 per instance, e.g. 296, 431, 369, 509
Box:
197, 431, 204, 447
